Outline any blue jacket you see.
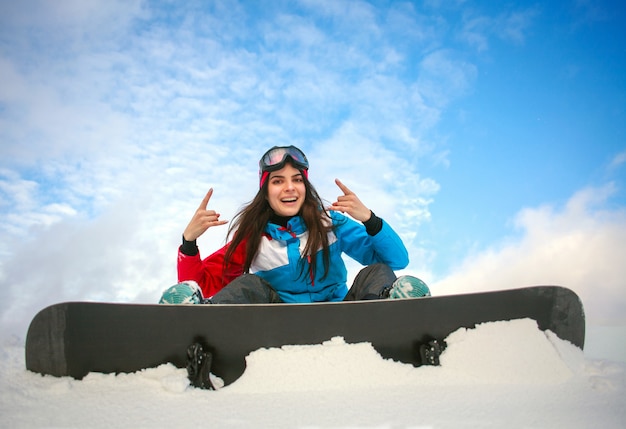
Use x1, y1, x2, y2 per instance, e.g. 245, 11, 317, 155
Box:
250, 211, 409, 302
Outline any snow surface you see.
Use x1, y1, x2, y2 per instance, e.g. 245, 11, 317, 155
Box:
1, 318, 624, 428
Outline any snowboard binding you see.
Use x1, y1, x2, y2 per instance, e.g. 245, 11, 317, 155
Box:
418, 338, 447, 366
186, 341, 215, 390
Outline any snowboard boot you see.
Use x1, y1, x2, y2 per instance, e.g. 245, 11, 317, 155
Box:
159, 281, 204, 305
186, 342, 215, 390
419, 338, 447, 366
388, 275, 431, 299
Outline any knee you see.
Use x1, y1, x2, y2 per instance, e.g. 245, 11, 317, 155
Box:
358, 263, 395, 279
227, 273, 266, 288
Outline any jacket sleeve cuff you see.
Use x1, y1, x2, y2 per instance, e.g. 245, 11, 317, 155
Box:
363, 211, 383, 236
180, 235, 199, 256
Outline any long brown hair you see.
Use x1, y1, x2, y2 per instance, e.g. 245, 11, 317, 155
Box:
223, 167, 335, 282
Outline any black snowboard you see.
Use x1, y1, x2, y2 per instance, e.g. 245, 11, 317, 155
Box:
26, 285, 585, 386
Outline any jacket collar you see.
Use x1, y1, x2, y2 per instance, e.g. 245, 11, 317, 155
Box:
266, 215, 306, 240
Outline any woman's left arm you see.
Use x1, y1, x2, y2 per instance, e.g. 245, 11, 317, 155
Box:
328, 179, 372, 222
329, 179, 409, 270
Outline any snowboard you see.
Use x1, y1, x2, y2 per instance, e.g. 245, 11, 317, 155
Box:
26, 285, 585, 386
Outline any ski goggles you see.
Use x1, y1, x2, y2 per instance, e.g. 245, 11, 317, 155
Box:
259, 145, 309, 187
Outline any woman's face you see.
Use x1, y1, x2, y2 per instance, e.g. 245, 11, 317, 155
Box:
266, 163, 306, 217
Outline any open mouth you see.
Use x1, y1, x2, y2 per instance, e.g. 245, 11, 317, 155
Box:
281, 197, 298, 203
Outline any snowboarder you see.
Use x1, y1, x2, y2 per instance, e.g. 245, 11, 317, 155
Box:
160, 145, 430, 305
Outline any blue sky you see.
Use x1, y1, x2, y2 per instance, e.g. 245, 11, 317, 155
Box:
1, 0, 625, 338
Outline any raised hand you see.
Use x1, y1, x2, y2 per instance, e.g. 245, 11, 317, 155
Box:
183, 188, 228, 241
329, 179, 372, 222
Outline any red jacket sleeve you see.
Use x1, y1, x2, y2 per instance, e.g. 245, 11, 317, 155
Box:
177, 241, 247, 298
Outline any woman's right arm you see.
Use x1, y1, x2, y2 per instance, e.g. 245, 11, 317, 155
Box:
177, 240, 246, 298
177, 188, 233, 298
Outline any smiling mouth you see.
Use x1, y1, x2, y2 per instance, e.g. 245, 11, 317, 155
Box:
281, 197, 298, 203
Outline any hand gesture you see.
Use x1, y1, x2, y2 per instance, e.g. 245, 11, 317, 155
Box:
329, 179, 372, 222
183, 188, 228, 241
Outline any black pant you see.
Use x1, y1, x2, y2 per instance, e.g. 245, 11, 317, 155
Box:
209, 263, 397, 304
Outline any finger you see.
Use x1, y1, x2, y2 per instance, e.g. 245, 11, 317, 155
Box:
329, 199, 350, 211
202, 211, 223, 222
331, 200, 349, 211
208, 213, 229, 227
199, 213, 228, 229
329, 204, 345, 213
335, 178, 353, 195
198, 188, 213, 210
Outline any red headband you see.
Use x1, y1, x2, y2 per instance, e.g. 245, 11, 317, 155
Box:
260, 168, 308, 188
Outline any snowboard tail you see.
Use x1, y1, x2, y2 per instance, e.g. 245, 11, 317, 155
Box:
26, 286, 585, 386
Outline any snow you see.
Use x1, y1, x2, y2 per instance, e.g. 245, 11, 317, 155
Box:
1, 319, 624, 428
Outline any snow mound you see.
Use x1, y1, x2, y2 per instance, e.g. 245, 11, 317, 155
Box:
3, 319, 624, 428
438, 318, 574, 384
224, 336, 415, 393
225, 318, 577, 393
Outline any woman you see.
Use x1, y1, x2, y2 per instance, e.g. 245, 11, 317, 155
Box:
160, 145, 429, 304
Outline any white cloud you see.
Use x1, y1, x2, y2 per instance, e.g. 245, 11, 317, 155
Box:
459, 15, 492, 52
608, 150, 626, 171
433, 183, 626, 326
4, 1, 596, 342
458, 6, 538, 51
495, 8, 538, 45
1, 1, 468, 340
416, 50, 478, 108
0, 0, 144, 39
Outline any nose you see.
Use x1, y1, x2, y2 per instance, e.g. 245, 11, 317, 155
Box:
284, 179, 296, 190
